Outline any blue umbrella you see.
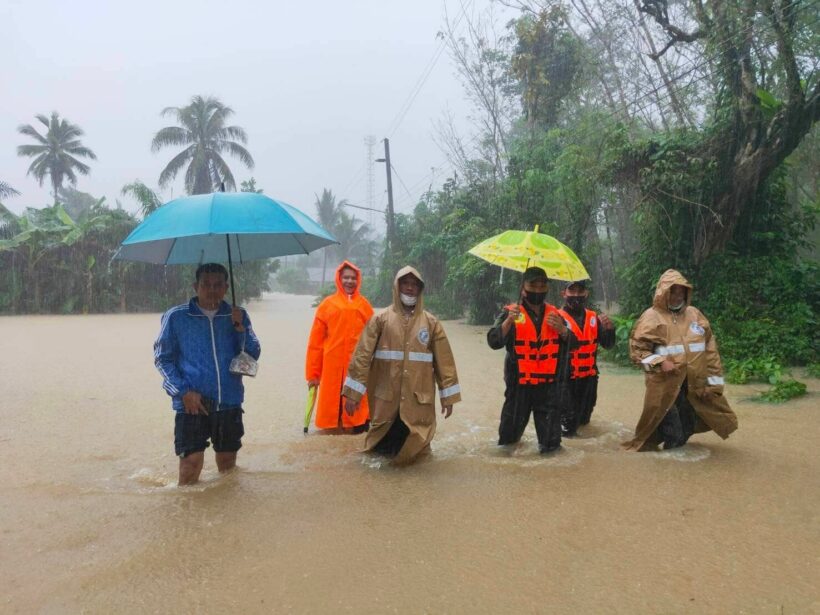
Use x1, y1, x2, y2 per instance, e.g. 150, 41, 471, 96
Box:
114, 191, 337, 304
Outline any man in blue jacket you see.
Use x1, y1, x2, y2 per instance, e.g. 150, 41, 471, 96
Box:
154, 263, 261, 485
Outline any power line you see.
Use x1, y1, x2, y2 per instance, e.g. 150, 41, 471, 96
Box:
385, 0, 476, 137
390, 163, 415, 201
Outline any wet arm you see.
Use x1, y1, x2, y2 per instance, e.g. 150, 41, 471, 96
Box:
597, 317, 616, 350
431, 320, 462, 406
341, 314, 382, 402
305, 313, 327, 381
629, 312, 664, 370
154, 316, 190, 397
239, 310, 261, 360
702, 313, 726, 388
486, 311, 510, 349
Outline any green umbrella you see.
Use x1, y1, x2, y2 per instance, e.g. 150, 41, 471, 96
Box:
468, 225, 589, 281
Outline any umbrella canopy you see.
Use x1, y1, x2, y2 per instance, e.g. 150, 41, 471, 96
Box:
468, 225, 589, 282
114, 192, 337, 265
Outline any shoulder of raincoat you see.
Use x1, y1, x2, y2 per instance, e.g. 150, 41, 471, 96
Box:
624, 269, 737, 451
305, 260, 373, 428
342, 265, 461, 463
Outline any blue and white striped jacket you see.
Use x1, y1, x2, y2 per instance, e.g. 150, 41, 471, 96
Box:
154, 298, 261, 412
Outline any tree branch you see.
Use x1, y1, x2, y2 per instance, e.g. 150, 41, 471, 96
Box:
639, 0, 706, 59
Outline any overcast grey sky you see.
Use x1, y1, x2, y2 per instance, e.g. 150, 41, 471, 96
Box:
2, 0, 508, 223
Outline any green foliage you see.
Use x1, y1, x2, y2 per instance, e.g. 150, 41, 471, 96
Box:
509, 7, 585, 129
121, 180, 162, 217
600, 315, 636, 366
696, 254, 817, 366
359, 274, 384, 308
240, 178, 263, 193
275, 267, 312, 295
0, 198, 272, 314
0, 181, 20, 200
725, 357, 785, 385
806, 363, 820, 379
759, 379, 807, 403
724, 356, 809, 403
423, 293, 465, 320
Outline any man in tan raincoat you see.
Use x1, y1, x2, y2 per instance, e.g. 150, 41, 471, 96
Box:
623, 269, 738, 451
342, 266, 461, 464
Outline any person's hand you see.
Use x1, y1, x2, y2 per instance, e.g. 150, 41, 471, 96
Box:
698, 386, 721, 402
505, 304, 521, 325
343, 396, 360, 416
231, 306, 245, 332
598, 313, 614, 330
660, 359, 677, 373
441, 404, 453, 419
307, 378, 320, 388
182, 390, 207, 415
546, 312, 568, 337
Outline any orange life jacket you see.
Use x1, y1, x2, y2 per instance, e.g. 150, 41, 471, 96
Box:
557, 308, 598, 379
512, 305, 561, 385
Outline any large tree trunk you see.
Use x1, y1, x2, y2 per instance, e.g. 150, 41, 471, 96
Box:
639, 0, 819, 265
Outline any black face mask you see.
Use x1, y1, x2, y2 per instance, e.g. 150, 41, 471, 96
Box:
565, 296, 586, 311
524, 290, 547, 305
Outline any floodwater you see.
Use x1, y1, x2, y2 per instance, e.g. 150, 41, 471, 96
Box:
1, 293, 818, 614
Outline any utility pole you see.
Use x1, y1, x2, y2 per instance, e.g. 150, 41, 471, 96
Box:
364, 135, 376, 228
376, 138, 396, 259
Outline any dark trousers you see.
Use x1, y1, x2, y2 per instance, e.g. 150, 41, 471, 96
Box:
498, 383, 562, 452
655, 382, 697, 449
372, 417, 410, 456
561, 376, 599, 435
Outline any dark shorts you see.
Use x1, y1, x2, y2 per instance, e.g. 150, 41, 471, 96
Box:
174, 405, 244, 457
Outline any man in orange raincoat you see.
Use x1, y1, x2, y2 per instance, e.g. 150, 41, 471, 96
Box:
305, 261, 373, 432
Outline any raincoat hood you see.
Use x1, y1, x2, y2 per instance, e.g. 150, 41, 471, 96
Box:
653, 269, 693, 312
335, 260, 362, 298
392, 265, 425, 313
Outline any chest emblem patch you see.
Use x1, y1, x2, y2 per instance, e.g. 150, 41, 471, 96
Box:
418, 328, 430, 344
689, 322, 705, 336
590, 316, 597, 327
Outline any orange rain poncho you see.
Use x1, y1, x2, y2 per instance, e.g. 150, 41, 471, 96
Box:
305, 261, 374, 429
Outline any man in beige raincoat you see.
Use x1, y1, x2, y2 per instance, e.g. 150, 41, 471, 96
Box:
623, 269, 738, 451
342, 266, 461, 464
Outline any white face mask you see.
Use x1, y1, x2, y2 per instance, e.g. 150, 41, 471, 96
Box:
400, 293, 418, 307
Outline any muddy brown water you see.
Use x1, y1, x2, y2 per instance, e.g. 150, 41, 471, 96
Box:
1, 293, 817, 614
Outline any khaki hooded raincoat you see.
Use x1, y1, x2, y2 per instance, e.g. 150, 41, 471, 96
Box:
623, 269, 738, 451
342, 266, 461, 463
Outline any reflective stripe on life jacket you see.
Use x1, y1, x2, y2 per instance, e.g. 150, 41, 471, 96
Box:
558, 308, 599, 379
513, 306, 561, 385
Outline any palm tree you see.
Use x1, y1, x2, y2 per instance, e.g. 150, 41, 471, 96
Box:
334, 210, 372, 264
17, 112, 97, 202
314, 189, 348, 287
151, 96, 254, 194
121, 180, 162, 218
0, 181, 20, 201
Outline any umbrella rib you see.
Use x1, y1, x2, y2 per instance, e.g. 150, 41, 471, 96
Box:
168, 236, 178, 265
292, 233, 310, 255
